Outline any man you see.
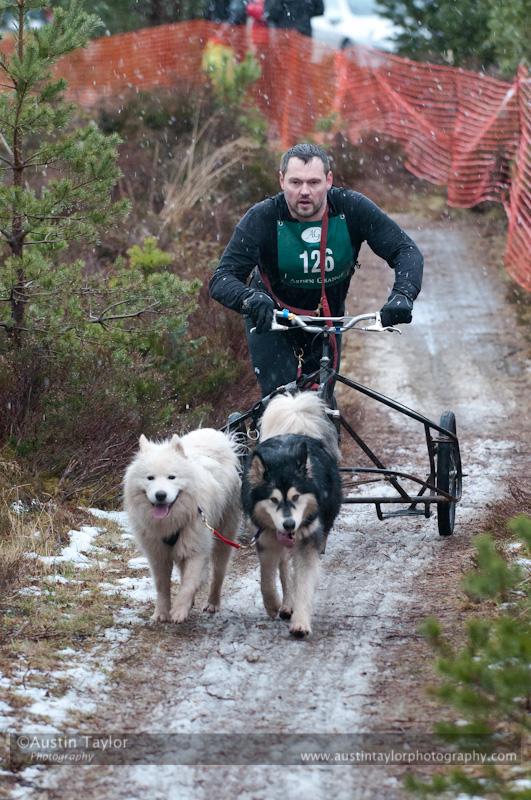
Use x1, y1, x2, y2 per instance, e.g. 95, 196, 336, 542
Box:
263, 0, 324, 37
209, 143, 423, 397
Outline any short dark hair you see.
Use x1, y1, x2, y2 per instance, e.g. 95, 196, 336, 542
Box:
280, 144, 331, 176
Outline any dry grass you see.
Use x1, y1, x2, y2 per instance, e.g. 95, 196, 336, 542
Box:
0, 506, 140, 774
506, 278, 531, 347
0, 477, 139, 664
483, 482, 531, 544
0, 486, 149, 773
0, 465, 45, 593
159, 110, 259, 232
0, 473, 93, 594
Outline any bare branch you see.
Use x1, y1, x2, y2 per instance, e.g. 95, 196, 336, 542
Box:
22, 239, 69, 245
0, 131, 14, 161
89, 300, 161, 326
24, 213, 95, 223
0, 320, 47, 333
21, 154, 61, 168
92, 298, 153, 315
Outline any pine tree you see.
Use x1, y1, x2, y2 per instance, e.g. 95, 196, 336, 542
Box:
0, 0, 129, 336
405, 515, 531, 799
485, 0, 531, 78
377, 0, 496, 69
0, 0, 200, 439
55, 0, 205, 36
378, 0, 531, 76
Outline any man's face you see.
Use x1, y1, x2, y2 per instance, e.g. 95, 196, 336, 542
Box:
279, 156, 333, 222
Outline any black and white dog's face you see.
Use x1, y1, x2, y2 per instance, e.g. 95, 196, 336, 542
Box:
244, 436, 319, 548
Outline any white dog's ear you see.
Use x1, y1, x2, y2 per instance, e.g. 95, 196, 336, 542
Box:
139, 434, 149, 451
171, 434, 185, 454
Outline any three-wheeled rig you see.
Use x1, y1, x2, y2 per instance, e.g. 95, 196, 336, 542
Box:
225, 310, 463, 537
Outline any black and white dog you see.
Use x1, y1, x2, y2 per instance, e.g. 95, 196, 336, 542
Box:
242, 392, 342, 637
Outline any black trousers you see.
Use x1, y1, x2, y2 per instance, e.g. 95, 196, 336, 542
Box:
244, 314, 342, 398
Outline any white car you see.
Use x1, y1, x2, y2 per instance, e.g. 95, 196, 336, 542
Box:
311, 0, 402, 52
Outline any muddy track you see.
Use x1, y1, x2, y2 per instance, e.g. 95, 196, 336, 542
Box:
13, 213, 531, 800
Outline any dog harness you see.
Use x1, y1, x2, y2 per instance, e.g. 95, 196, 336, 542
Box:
162, 530, 181, 547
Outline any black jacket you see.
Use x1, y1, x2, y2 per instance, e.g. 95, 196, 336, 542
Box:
209, 186, 423, 316
264, 0, 324, 36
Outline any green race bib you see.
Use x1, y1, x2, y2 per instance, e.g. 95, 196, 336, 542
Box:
277, 215, 354, 288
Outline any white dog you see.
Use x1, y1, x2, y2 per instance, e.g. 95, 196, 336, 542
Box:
123, 430, 241, 623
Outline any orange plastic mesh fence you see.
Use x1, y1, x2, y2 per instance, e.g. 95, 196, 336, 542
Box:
1, 20, 529, 290
503, 68, 531, 291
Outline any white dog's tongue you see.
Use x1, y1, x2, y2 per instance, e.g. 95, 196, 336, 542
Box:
276, 530, 294, 548
153, 504, 170, 519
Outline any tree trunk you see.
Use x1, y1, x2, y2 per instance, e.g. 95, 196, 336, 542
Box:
10, 6, 27, 339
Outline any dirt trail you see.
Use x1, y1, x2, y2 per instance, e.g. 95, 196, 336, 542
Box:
13, 213, 531, 800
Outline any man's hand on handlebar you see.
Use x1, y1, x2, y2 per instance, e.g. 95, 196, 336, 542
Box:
246, 304, 405, 334
260, 309, 401, 334
243, 292, 276, 334
379, 293, 413, 327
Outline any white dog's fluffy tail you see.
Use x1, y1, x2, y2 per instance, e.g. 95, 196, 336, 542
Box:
259, 392, 340, 461
183, 428, 245, 465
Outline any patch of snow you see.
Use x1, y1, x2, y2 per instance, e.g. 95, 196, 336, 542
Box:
1, 512, 144, 762
5, 767, 46, 799
115, 575, 157, 603
5, 659, 109, 735
113, 608, 145, 626
454, 795, 488, 800
128, 556, 149, 570
43, 574, 71, 584
39, 526, 100, 567
87, 507, 132, 532
11, 500, 30, 513
104, 625, 137, 642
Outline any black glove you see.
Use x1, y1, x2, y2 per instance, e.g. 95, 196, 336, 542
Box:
242, 292, 275, 334
380, 293, 413, 327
